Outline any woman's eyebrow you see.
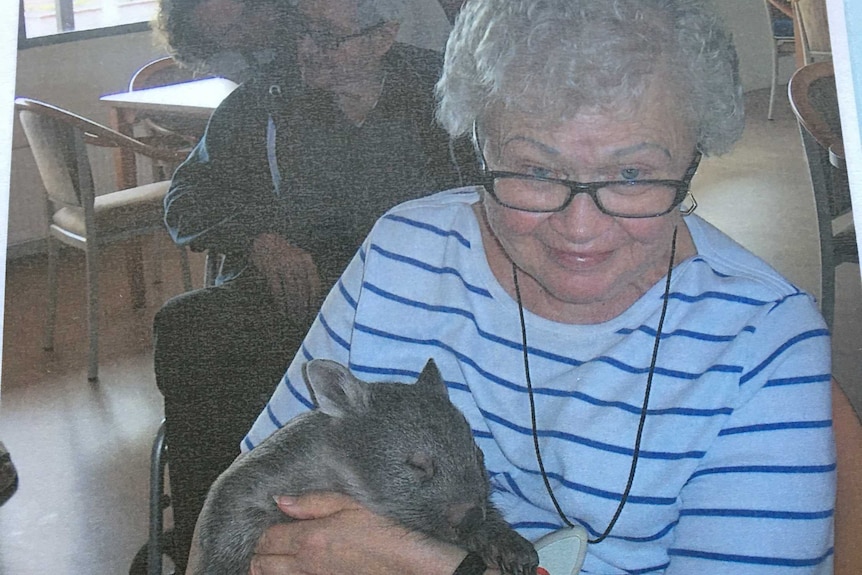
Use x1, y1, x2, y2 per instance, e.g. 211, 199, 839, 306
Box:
501, 137, 672, 160
612, 142, 672, 159
500, 135, 560, 157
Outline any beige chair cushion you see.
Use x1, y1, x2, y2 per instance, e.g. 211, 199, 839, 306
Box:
52, 180, 171, 237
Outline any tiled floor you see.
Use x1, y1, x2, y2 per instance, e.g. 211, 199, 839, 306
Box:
0, 88, 859, 575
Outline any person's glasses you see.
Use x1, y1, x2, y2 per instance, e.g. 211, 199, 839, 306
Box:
301, 20, 386, 52
473, 123, 700, 218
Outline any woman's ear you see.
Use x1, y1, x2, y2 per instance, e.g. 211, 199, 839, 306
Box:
369, 20, 399, 57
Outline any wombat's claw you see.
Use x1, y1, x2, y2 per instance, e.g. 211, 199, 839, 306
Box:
482, 532, 539, 575
495, 551, 539, 575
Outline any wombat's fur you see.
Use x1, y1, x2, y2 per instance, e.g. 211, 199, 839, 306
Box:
196, 358, 538, 575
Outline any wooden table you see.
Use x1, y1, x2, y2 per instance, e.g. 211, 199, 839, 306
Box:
100, 77, 238, 306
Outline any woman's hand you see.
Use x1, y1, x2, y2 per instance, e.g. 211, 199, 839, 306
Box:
250, 492, 470, 575
250, 233, 322, 327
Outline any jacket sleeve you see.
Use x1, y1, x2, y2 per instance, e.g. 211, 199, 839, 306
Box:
163, 81, 284, 255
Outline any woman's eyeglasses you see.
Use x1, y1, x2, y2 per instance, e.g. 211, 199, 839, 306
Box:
472, 123, 700, 218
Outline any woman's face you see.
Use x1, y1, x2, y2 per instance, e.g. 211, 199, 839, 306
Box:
479, 88, 699, 323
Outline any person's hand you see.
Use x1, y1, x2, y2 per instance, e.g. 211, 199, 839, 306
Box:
250, 233, 322, 327
250, 492, 469, 575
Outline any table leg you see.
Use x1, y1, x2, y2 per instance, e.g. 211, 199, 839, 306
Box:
108, 107, 139, 189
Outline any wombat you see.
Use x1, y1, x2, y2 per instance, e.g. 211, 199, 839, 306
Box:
195, 358, 539, 575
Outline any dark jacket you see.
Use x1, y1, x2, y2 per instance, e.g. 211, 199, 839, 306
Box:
164, 43, 476, 285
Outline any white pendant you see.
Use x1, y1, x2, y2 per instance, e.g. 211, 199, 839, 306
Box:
534, 525, 589, 575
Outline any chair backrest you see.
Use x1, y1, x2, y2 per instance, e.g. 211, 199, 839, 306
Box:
128, 57, 209, 154
793, 0, 831, 63
788, 61, 850, 220
130, 56, 199, 92
16, 99, 95, 210
15, 98, 187, 207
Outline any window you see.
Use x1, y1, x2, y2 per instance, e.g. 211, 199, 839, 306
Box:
20, 0, 158, 41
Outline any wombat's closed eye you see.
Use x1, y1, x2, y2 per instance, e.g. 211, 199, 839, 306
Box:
195, 358, 538, 575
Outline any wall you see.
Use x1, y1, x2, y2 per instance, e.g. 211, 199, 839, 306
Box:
10, 30, 168, 256
6, 0, 779, 255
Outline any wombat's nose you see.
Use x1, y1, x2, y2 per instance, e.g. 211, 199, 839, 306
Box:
447, 503, 485, 532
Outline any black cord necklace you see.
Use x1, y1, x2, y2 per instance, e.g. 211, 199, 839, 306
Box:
512, 225, 679, 545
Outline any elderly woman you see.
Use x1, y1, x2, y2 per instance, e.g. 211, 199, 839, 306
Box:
211, 0, 836, 573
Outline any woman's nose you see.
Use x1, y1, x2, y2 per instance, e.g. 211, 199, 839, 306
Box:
550, 192, 614, 241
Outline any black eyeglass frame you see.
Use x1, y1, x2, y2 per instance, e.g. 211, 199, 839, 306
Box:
472, 122, 702, 218
299, 19, 388, 52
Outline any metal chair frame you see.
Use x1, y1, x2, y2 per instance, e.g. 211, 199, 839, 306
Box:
15, 97, 193, 381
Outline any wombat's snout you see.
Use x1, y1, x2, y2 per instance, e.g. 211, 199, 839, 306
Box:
447, 502, 486, 533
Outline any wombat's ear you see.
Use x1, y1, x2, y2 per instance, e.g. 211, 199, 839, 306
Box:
416, 359, 449, 398
303, 359, 371, 417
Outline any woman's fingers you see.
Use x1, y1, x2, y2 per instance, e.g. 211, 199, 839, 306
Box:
275, 492, 363, 520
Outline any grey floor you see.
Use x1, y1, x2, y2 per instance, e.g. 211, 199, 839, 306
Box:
0, 88, 859, 575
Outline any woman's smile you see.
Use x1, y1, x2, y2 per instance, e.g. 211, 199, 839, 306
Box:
547, 246, 613, 270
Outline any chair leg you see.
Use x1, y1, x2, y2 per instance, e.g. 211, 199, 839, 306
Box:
43, 236, 59, 351
148, 421, 168, 575
85, 243, 100, 381
768, 42, 779, 121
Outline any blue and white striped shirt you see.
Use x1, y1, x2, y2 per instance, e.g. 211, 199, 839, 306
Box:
244, 188, 835, 574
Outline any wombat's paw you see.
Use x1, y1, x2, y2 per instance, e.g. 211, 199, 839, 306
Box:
478, 530, 538, 575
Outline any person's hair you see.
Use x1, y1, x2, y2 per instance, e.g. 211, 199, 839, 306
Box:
152, 0, 294, 69
436, 0, 744, 155
153, 0, 215, 68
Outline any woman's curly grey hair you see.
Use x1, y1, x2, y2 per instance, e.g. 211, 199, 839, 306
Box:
436, 0, 745, 155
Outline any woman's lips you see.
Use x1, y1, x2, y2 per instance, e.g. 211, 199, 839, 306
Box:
549, 247, 613, 270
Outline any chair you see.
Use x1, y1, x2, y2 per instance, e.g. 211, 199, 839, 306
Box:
791, 0, 831, 65
131, 356, 289, 574
787, 62, 857, 328
15, 98, 193, 381
763, 0, 796, 120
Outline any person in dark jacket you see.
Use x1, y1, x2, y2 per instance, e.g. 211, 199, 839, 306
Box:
153, 0, 475, 569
